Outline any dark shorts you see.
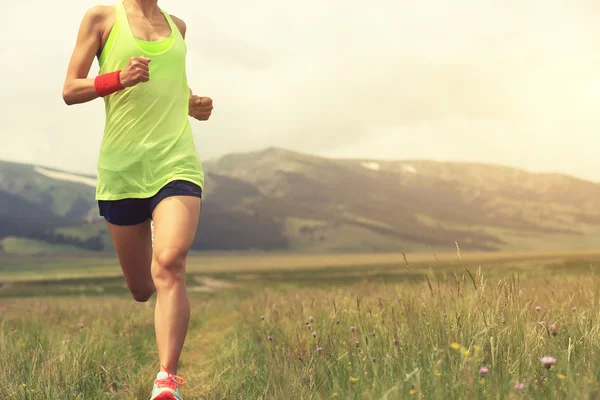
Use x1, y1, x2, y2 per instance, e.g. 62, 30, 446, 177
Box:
98, 180, 203, 226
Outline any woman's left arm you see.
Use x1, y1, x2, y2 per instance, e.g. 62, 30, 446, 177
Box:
172, 14, 214, 121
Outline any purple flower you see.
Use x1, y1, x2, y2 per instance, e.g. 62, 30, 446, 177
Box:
309, 316, 314, 323
572, 306, 577, 312
422, 311, 427, 317
350, 326, 357, 332
316, 347, 324, 353
514, 381, 526, 391
267, 335, 273, 341
371, 356, 376, 362
479, 367, 488, 376
261, 315, 265, 321
78, 323, 85, 329
307, 323, 313, 330
550, 323, 558, 336
355, 340, 361, 347
393, 338, 399, 345
535, 306, 541, 312
540, 356, 556, 369
312, 331, 317, 338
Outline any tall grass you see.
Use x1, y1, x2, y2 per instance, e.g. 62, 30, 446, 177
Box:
4, 258, 600, 399
0, 297, 157, 399
206, 270, 600, 399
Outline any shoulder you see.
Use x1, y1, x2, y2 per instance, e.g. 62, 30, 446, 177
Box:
170, 14, 187, 39
83, 5, 114, 23
80, 5, 115, 35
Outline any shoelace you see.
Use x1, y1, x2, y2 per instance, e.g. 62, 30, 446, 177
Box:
155, 365, 185, 391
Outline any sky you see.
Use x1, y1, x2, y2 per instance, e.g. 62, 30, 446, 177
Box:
2, 0, 600, 180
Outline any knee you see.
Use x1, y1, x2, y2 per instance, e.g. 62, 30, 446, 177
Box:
131, 287, 155, 303
152, 247, 187, 286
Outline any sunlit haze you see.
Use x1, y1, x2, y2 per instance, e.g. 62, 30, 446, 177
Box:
2, 0, 600, 180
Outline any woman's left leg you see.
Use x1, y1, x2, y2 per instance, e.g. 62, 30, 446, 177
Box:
150, 194, 201, 375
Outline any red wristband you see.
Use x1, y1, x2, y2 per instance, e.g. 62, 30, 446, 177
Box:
94, 70, 124, 97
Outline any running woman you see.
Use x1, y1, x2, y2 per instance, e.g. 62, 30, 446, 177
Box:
62, 0, 213, 398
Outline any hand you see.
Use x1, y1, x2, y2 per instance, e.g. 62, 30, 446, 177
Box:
119, 56, 151, 88
189, 95, 213, 121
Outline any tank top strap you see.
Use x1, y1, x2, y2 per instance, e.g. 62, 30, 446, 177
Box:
160, 11, 183, 41
116, 1, 136, 43
98, 3, 123, 68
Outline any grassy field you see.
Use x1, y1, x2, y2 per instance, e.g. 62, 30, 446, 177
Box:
3, 251, 600, 399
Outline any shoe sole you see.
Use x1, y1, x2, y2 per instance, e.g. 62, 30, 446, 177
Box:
152, 393, 178, 400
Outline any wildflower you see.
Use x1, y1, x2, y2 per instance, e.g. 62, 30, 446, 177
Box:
409, 389, 416, 395
336, 320, 340, 324
350, 377, 359, 383
479, 367, 489, 376
393, 338, 399, 345
317, 347, 324, 353
514, 381, 526, 391
371, 332, 376, 337
550, 323, 558, 336
462, 349, 470, 356
267, 335, 273, 341
307, 323, 313, 330
78, 323, 84, 329
309, 316, 314, 322
350, 326, 357, 332
422, 311, 426, 317
450, 343, 461, 350
261, 315, 265, 321
312, 332, 317, 338
572, 306, 577, 312
332, 393, 338, 397
535, 306, 541, 312
371, 356, 376, 362
355, 340, 361, 347
556, 373, 566, 380
540, 356, 556, 369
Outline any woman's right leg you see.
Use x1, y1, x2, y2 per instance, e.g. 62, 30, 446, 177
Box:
106, 219, 155, 302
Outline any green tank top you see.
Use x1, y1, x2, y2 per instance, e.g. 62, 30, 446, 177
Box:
96, 1, 204, 201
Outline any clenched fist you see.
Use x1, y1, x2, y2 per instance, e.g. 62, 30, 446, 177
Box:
189, 95, 213, 121
119, 56, 151, 88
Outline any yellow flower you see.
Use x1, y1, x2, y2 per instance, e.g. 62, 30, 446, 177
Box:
332, 393, 339, 398
350, 377, 359, 383
450, 343, 461, 350
436, 373, 442, 376
410, 389, 417, 395
21, 384, 26, 388
30, 390, 36, 393
461, 349, 470, 356
556, 374, 567, 380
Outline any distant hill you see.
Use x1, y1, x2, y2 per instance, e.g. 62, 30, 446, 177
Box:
3, 148, 600, 255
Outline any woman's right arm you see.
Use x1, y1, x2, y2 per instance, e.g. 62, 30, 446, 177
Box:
62, 7, 107, 105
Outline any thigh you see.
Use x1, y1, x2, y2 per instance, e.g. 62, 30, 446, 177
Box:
106, 219, 154, 291
151, 195, 201, 256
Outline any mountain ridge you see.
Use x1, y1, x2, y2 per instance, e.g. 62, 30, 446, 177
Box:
2, 147, 600, 255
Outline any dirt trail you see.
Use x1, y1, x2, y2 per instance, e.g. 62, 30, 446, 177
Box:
181, 277, 243, 398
